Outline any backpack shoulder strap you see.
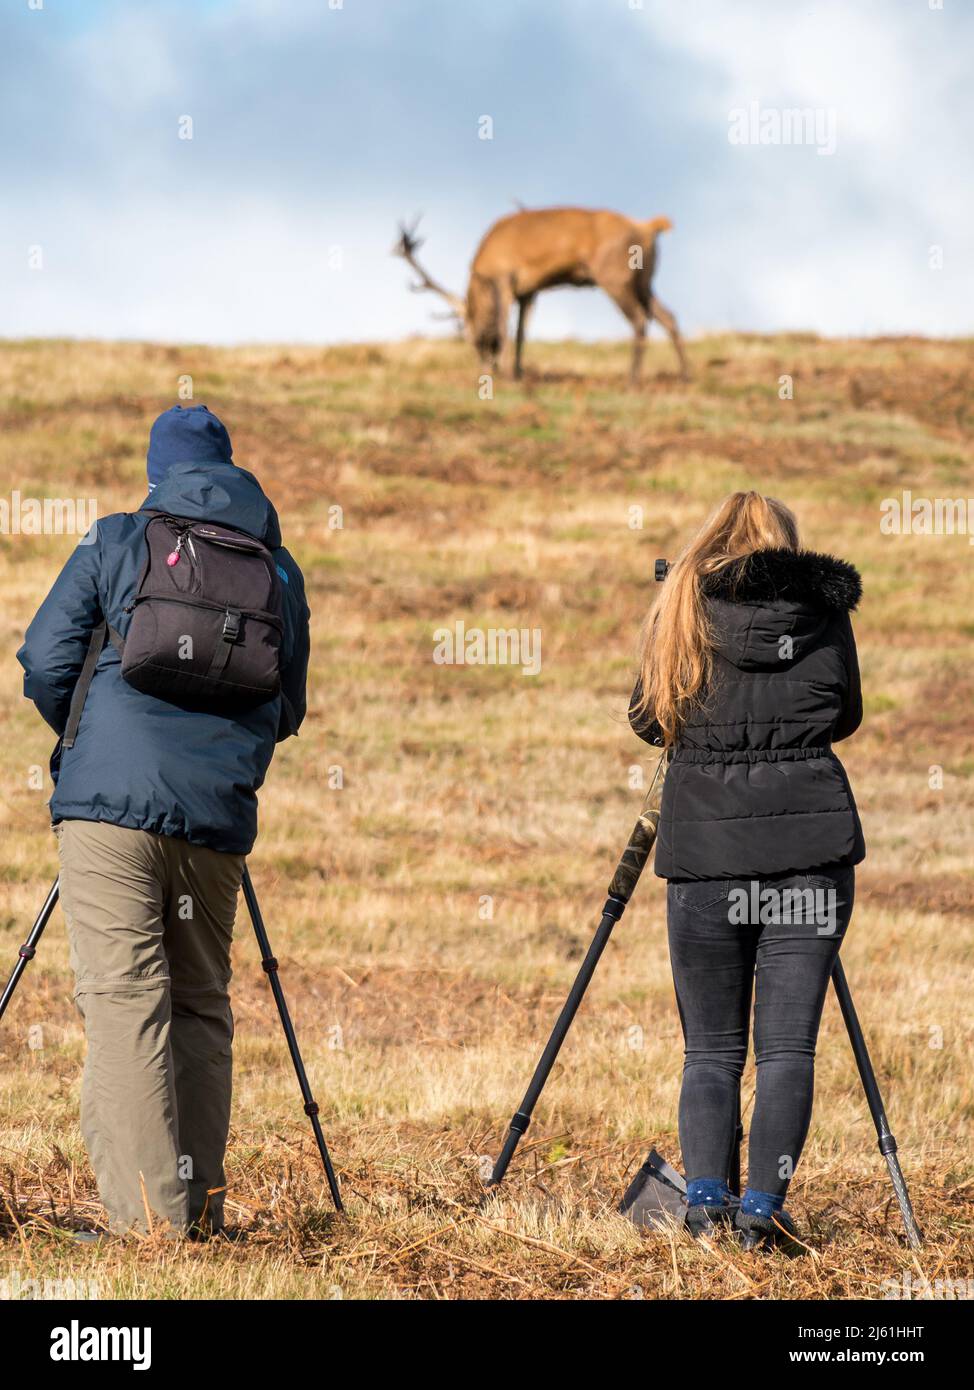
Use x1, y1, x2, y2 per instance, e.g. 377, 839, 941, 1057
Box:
62, 621, 124, 749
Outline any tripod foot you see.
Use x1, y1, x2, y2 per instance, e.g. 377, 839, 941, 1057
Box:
885, 1151, 923, 1249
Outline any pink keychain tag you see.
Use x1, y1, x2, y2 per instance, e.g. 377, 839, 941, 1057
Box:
166, 550, 180, 566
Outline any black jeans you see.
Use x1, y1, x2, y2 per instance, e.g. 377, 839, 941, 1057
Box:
666, 865, 854, 1197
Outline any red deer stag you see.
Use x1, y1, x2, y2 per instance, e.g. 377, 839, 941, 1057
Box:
394, 206, 689, 383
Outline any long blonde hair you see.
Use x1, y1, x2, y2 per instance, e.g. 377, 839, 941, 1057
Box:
635, 492, 801, 745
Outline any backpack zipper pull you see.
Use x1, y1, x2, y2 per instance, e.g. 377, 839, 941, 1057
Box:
166, 534, 184, 567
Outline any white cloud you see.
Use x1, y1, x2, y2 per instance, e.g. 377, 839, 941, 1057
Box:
3, 194, 478, 344
2, 0, 969, 342
624, 0, 972, 335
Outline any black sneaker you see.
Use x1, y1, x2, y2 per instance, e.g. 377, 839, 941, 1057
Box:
734, 1206, 806, 1257
685, 1199, 740, 1241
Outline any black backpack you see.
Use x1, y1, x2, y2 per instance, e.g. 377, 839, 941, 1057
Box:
63, 512, 284, 748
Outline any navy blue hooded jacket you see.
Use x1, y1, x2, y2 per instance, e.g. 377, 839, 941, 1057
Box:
17, 461, 310, 854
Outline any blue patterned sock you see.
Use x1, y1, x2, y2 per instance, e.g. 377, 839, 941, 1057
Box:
686, 1178, 733, 1208
741, 1187, 785, 1218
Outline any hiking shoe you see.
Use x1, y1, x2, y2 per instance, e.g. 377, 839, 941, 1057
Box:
58, 1228, 106, 1245
735, 1206, 806, 1257
212, 1226, 249, 1244
686, 1199, 739, 1241
187, 1224, 249, 1245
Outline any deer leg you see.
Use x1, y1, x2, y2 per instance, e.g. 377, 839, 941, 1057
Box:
496, 286, 517, 379
650, 294, 690, 381
631, 321, 648, 384
602, 287, 647, 385
513, 295, 535, 380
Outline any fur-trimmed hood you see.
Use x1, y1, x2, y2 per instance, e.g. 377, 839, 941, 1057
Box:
702, 549, 861, 671
703, 548, 861, 612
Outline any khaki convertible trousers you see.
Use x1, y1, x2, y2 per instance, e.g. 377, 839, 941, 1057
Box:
56, 820, 244, 1235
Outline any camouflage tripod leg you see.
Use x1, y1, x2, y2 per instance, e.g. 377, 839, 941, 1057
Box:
487, 761, 665, 1190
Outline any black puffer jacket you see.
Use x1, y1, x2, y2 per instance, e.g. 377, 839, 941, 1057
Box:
630, 548, 865, 880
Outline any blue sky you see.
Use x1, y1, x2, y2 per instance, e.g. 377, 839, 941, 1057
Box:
1, 0, 970, 343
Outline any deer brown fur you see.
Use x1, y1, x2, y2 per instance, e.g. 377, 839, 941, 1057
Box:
395, 206, 689, 383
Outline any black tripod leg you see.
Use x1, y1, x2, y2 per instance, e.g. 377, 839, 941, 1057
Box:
832, 958, 922, 1249
0, 877, 60, 1025
241, 868, 344, 1213
487, 895, 626, 1188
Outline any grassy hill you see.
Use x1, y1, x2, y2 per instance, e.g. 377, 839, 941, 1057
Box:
1, 333, 972, 1299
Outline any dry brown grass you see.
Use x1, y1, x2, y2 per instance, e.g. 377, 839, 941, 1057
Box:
0, 333, 972, 1300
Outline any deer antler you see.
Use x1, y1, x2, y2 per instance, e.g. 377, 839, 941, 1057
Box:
393, 217, 466, 322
